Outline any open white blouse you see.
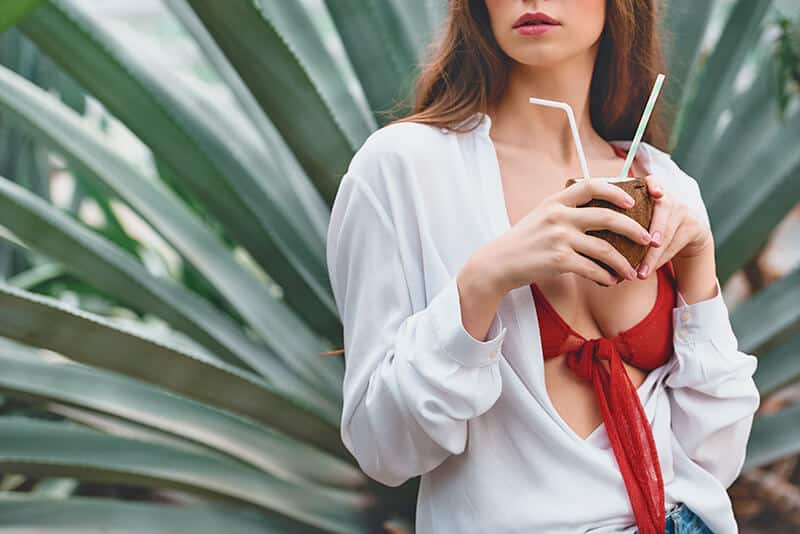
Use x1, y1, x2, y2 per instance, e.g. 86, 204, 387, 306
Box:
326, 112, 760, 534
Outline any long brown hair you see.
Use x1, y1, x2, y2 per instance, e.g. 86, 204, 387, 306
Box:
385, 0, 670, 150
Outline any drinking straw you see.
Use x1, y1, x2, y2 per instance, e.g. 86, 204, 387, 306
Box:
618, 73, 666, 179
529, 97, 592, 180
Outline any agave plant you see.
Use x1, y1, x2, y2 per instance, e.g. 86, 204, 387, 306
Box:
0, 0, 796, 532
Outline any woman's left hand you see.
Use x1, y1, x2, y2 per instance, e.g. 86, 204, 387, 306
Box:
635, 174, 714, 280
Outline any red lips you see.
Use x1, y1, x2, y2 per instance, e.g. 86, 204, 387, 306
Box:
512, 11, 561, 28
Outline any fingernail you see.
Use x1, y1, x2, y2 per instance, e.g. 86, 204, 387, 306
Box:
628, 268, 637, 280
642, 230, 652, 243
624, 196, 635, 207
638, 263, 649, 277
651, 231, 661, 245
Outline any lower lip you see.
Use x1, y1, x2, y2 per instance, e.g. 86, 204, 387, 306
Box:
515, 23, 559, 35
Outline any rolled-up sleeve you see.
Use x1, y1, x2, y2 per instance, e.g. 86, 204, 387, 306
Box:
665, 276, 760, 489
326, 174, 507, 487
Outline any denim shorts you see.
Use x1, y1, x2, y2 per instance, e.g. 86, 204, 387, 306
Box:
634, 502, 714, 533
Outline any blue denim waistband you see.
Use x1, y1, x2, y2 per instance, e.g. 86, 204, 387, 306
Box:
635, 502, 714, 534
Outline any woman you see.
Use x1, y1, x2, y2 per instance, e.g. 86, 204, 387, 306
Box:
325, 1, 760, 533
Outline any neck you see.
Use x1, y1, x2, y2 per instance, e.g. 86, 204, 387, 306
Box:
487, 47, 610, 166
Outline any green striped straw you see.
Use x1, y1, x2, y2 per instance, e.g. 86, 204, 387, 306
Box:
618, 73, 666, 179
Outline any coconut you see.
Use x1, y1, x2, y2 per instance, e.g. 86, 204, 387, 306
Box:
565, 177, 654, 277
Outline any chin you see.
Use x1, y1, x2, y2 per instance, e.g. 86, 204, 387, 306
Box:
509, 51, 576, 68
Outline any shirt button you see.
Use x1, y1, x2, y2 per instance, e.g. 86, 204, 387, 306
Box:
440, 127, 449, 134
681, 311, 691, 322
679, 327, 689, 340
490, 347, 499, 359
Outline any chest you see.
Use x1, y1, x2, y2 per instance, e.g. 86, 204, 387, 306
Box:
492, 143, 661, 349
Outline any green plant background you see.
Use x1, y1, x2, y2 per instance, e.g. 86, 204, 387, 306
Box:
0, 0, 797, 532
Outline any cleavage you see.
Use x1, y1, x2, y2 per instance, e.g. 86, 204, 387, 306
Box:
539, 271, 659, 341
539, 273, 658, 440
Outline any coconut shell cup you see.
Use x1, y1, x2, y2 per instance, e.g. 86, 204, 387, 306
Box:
564, 177, 654, 278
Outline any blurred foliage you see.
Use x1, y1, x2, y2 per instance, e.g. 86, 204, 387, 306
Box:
775, 13, 800, 115
0, 1, 795, 532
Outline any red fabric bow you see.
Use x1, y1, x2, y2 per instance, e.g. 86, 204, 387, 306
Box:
565, 337, 666, 534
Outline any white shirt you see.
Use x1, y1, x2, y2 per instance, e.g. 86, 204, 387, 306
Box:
325, 111, 760, 534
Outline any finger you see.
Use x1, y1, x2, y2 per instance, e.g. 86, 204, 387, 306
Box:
569, 206, 652, 246
571, 232, 638, 282
559, 179, 636, 210
643, 174, 665, 199
569, 250, 621, 287
637, 215, 680, 279
636, 242, 660, 280
646, 192, 673, 248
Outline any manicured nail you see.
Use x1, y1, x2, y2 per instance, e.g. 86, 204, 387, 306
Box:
624, 195, 635, 207
638, 263, 650, 277
651, 231, 661, 245
642, 230, 652, 243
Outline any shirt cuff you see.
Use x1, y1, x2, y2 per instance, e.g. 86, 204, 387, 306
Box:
673, 277, 736, 345
669, 276, 743, 387
429, 276, 508, 368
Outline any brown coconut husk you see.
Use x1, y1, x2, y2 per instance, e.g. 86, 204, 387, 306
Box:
565, 177, 654, 276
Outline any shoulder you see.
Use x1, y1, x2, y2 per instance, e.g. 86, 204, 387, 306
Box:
335, 120, 454, 222
345, 120, 451, 191
640, 141, 711, 228
331, 121, 449, 224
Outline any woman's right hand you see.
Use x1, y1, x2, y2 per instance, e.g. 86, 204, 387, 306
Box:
481, 178, 655, 294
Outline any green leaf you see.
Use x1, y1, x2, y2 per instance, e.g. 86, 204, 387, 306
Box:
0, 347, 362, 488
31, 477, 78, 498
18, 0, 343, 341
660, 0, 713, 144
162, 0, 331, 249
745, 402, 800, 469
0, 417, 367, 533
323, 0, 421, 124
0, 0, 42, 32
0, 283, 347, 460
693, 59, 782, 202
0, 494, 316, 533
0, 174, 297, 386
731, 266, 800, 356
73, 174, 142, 259
752, 334, 800, 395
774, 15, 800, 116
186, 0, 375, 203
708, 108, 800, 283
673, 0, 774, 171
0, 61, 344, 403
6, 262, 65, 291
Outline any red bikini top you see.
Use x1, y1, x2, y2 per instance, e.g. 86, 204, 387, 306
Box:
529, 144, 676, 534
531, 258, 677, 368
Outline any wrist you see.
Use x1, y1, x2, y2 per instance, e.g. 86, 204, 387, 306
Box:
672, 249, 719, 305
676, 226, 714, 261
461, 250, 508, 302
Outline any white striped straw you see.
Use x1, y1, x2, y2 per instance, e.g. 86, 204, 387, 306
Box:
529, 97, 591, 180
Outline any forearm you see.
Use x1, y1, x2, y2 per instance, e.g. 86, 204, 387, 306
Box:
457, 253, 507, 344
672, 243, 718, 305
